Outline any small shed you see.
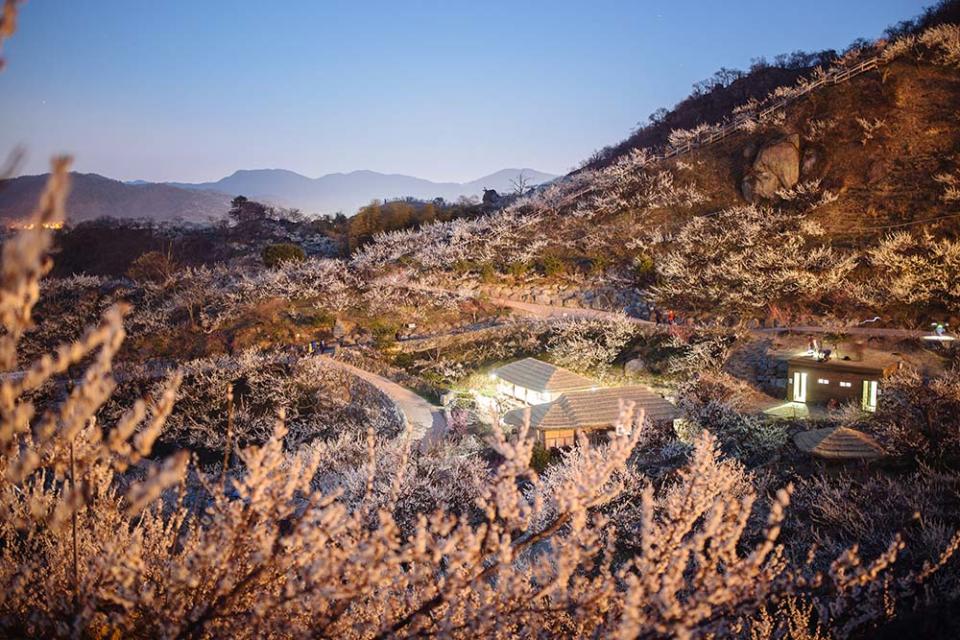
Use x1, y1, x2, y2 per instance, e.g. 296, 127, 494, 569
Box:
794, 426, 886, 460
491, 358, 594, 405
503, 385, 678, 448
786, 351, 900, 412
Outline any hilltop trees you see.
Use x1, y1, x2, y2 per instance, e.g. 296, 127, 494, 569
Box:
227, 195, 269, 226
347, 197, 484, 252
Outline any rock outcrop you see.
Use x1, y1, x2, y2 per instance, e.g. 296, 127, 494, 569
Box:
624, 358, 647, 375
742, 133, 801, 201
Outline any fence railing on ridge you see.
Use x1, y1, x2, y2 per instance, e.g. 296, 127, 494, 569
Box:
553, 55, 884, 208
654, 55, 883, 162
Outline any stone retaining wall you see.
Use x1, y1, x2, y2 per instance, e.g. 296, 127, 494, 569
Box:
392, 323, 516, 354
340, 368, 408, 436
723, 338, 789, 395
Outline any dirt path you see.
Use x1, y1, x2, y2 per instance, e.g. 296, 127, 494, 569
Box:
488, 297, 655, 326
488, 296, 935, 340
320, 356, 446, 442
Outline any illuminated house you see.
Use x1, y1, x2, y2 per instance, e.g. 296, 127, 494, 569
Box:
786, 352, 900, 412
490, 358, 594, 405
502, 385, 678, 449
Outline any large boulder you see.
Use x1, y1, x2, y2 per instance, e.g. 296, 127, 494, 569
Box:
624, 357, 647, 375
742, 133, 801, 202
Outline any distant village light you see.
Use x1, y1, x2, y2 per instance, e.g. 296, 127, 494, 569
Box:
7, 221, 64, 231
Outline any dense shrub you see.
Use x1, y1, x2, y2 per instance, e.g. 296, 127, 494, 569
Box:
677, 372, 789, 463
633, 252, 656, 285
529, 440, 553, 473
261, 242, 306, 267
126, 249, 177, 283
865, 368, 960, 462
478, 261, 496, 283
539, 255, 566, 277
506, 260, 530, 278
368, 318, 400, 348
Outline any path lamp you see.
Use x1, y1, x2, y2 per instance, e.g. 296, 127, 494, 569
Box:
923, 322, 955, 342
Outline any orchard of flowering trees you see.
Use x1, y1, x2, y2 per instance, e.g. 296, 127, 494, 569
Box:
650, 204, 859, 314
349, 147, 708, 279
342, 25, 960, 324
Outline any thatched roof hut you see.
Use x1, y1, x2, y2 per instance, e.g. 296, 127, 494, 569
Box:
794, 426, 886, 460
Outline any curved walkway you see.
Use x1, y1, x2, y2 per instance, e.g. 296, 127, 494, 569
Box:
489, 296, 654, 326
320, 355, 446, 442
487, 295, 934, 340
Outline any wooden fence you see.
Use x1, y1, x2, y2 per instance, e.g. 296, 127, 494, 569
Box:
656, 56, 882, 161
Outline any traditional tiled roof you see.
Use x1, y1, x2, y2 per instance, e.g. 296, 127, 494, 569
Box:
794, 426, 886, 460
503, 386, 677, 432
492, 358, 594, 393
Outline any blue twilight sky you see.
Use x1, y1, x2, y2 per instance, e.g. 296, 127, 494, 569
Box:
1, 0, 928, 183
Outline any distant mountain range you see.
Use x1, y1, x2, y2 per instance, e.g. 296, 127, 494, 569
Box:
166, 167, 557, 215
0, 167, 557, 225
0, 173, 232, 224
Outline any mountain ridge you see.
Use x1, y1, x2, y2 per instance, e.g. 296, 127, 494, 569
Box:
0, 167, 557, 224
0, 172, 232, 225
166, 167, 557, 214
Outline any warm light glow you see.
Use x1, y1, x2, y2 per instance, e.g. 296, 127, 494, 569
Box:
7, 221, 64, 231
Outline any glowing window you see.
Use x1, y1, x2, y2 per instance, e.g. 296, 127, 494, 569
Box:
839, 381, 852, 388
817, 378, 829, 385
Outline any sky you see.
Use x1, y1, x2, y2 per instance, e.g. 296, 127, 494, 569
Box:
0, 0, 929, 183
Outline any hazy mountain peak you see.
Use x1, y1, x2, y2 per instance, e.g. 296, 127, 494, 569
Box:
1, 167, 558, 224
167, 167, 558, 214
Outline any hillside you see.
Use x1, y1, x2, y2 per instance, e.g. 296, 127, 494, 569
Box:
582, 0, 960, 171
0, 172, 231, 224
168, 167, 557, 214
353, 23, 960, 327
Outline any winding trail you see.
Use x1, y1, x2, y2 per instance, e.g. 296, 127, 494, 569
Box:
319, 355, 446, 442
486, 296, 937, 339
488, 297, 654, 326
415, 282, 939, 339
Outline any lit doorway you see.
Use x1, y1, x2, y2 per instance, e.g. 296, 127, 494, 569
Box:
792, 372, 808, 402
862, 380, 878, 412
